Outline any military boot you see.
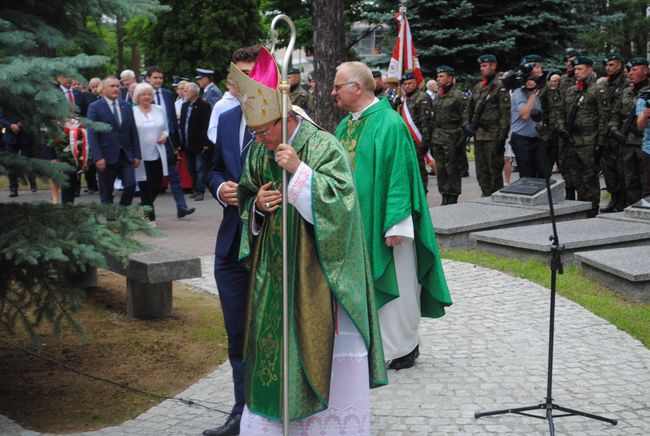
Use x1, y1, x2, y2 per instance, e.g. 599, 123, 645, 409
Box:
587, 204, 599, 218
565, 187, 576, 201
447, 194, 458, 204
441, 194, 448, 206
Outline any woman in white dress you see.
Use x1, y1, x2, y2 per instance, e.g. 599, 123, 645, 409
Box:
132, 83, 169, 225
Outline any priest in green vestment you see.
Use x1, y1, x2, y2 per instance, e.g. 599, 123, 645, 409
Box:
230, 47, 387, 434
333, 61, 452, 370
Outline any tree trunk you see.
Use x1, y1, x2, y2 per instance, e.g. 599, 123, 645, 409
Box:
312, 0, 345, 133
116, 16, 125, 73
131, 43, 141, 79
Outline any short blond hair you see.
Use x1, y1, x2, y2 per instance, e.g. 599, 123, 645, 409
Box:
132, 82, 154, 102
336, 61, 375, 93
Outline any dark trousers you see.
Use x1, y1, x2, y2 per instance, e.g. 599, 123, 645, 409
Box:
60, 170, 79, 205
5, 142, 37, 190
97, 150, 136, 205
214, 255, 250, 415
510, 133, 547, 179
85, 159, 99, 191
185, 150, 206, 194
137, 159, 163, 221
643, 152, 650, 198
167, 159, 187, 209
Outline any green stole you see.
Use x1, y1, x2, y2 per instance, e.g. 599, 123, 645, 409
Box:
335, 97, 452, 318
238, 120, 387, 422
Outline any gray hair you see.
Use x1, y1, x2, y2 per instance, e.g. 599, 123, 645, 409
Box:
120, 69, 136, 79
184, 82, 200, 98
336, 62, 375, 93
88, 77, 101, 87
132, 82, 154, 102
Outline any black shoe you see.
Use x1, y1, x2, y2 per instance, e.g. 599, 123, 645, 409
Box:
388, 345, 420, 370
177, 206, 196, 218
30, 185, 38, 193
194, 193, 204, 201
441, 194, 448, 206
587, 205, 599, 218
189, 191, 196, 198
447, 194, 458, 204
9, 189, 18, 198
461, 170, 470, 177
202, 413, 241, 436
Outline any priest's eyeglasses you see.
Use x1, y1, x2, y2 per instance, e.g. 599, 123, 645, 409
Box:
332, 81, 358, 92
250, 119, 280, 137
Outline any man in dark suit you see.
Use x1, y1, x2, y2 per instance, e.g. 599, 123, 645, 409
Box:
0, 106, 37, 197
144, 66, 195, 218
202, 46, 257, 436
87, 76, 141, 205
119, 69, 136, 103
180, 82, 213, 201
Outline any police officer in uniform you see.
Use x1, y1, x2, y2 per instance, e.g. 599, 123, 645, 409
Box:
372, 70, 385, 97
400, 71, 434, 193
287, 67, 314, 115
608, 57, 650, 208
557, 56, 608, 217
463, 54, 510, 196
431, 65, 465, 204
600, 52, 629, 212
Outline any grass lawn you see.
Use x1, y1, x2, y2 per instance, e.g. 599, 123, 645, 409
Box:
441, 248, 650, 348
0, 270, 228, 433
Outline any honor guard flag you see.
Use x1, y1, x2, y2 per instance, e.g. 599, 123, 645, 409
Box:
386, 12, 424, 88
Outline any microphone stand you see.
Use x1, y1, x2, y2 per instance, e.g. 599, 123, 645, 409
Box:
474, 166, 618, 435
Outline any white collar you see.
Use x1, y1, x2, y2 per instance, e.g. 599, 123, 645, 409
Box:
350, 97, 380, 120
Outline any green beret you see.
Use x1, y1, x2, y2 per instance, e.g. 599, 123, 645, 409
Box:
626, 57, 649, 68
564, 49, 581, 60
371, 70, 382, 78
602, 52, 623, 65
436, 65, 455, 75
572, 55, 594, 67
477, 54, 497, 63
521, 54, 543, 64
287, 67, 301, 75
400, 71, 416, 82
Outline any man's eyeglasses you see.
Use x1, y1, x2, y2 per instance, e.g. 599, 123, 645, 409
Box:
332, 81, 358, 92
250, 119, 280, 136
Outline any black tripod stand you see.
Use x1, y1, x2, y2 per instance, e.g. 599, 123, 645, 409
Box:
474, 176, 618, 435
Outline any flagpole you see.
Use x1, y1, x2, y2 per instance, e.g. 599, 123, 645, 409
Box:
270, 14, 296, 436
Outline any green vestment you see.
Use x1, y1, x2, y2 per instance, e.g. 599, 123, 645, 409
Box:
238, 119, 387, 422
335, 97, 452, 317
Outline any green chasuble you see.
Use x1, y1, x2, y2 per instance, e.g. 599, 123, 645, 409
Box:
335, 97, 452, 318
238, 119, 387, 422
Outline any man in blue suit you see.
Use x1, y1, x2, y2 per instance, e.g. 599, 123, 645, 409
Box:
144, 66, 195, 218
202, 46, 257, 436
87, 76, 141, 205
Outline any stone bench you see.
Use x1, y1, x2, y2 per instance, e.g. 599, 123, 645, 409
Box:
576, 246, 650, 303
103, 246, 202, 319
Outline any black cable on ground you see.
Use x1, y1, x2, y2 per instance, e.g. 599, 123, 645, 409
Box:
0, 336, 230, 416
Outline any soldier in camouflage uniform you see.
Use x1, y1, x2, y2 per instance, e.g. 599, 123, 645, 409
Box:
555, 49, 581, 199
463, 54, 510, 196
287, 67, 314, 115
557, 56, 608, 217
607, 57, 650, 207
400, 71, 434, 193
431, 65, 465, 204
599, 52, 629, 212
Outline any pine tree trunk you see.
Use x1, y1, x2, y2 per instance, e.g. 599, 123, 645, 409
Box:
116, 16, 125, 73
312, 0, 345, 133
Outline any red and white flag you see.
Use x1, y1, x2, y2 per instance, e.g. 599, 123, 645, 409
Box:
386, 12, 424, 87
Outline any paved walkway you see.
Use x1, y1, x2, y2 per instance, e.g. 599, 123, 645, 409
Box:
2, 166, 648, 435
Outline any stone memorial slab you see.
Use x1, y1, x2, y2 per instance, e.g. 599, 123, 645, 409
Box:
468, 197, 592, 215
576, 247, 650, 302
470, 217, 650, 264
624, 196, 650, 220
491, 177, 565, 206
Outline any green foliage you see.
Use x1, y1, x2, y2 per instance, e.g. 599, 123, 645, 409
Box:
576, 0, 648, 61
441, 248, 650, 348
143, 0, 264, 85
406, 0, 619, 78
0, 0, 164, 339
0, 202, 159, 342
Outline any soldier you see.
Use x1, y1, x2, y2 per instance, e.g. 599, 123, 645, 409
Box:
400, 71, 434, 193
372, 70, 385, 97
463, 54, 510, 196
560, 49, 580, 94
557, 56, 608, 217
431, 65, 465, 204
600, 52, 629, 212
287, 67, 314, 115
608, 57, 649, 208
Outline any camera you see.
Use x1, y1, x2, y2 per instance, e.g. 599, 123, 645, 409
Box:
500, 62, 547, 90
639, 90, 650, 108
